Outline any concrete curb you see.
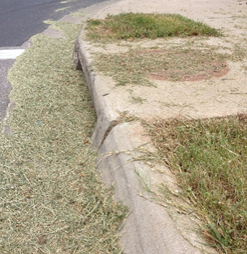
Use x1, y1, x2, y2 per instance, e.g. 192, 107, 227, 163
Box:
97, 122, 204, 254
74, 31, 205, 254
73, 1, 216, 253
73, 28, 119, 149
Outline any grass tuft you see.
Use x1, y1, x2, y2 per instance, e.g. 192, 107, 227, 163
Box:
143, 115, 247, 253
86, 13, 221, 41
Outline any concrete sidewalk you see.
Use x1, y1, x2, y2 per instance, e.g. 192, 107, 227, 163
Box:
74, 0, 247, 253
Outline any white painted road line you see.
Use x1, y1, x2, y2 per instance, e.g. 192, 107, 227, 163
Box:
0, 49, 25, 60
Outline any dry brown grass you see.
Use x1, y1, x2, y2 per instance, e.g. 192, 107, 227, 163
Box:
93, 46, 229, 86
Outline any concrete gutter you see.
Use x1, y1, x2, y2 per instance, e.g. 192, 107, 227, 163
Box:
73, 0, 247, 253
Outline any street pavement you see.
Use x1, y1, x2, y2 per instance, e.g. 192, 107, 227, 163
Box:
0, 0, 108, 47
0, 0, 108, 125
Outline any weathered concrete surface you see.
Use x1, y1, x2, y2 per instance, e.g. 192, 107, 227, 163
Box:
74, 0, 247, 253
98, 122, 203, 254
74, 27, 120, 149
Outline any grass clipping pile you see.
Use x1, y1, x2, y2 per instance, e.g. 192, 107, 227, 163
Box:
0, 21, 127, 253
93, 47, 229, 86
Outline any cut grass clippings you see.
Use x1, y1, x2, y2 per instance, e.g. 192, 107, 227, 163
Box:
93, 47, 228, 86
87, 13, 226, 87
0, 21, 127, 253
143, 116, 247, 254
86, 13, 221, 41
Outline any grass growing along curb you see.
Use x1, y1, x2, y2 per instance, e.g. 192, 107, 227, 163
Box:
143, 116, 247, 254
86, 13, 221, 41
1, 21, 127, 253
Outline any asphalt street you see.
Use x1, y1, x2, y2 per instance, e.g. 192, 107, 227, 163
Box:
0, 0, 107, 46
0, 0, 107, 123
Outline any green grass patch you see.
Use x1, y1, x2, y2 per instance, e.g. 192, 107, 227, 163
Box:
0, 21, 127, 253
86, 13, 221, 41
143, 115, 247, 254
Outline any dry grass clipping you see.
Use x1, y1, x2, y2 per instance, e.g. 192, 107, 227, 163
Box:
0, 21, 127, 253
92, 46, 229, 86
